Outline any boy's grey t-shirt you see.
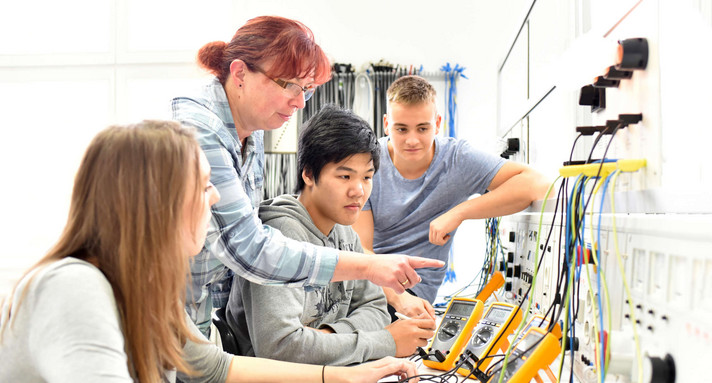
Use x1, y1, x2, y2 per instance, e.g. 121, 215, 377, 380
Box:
364, 135, 506, 303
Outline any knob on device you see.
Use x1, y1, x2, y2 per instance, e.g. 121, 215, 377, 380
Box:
616, 38, 649, 70
644, 354, 676, 383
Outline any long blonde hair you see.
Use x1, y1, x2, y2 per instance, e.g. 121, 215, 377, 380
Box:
1, 120, 203, 382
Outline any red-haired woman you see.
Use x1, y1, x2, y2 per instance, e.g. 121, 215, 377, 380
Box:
171, 16, 442, 335
0, 121, 418, 382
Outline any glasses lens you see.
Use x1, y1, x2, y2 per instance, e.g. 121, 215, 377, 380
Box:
284, 83, 301, 97
285, 82, 315, 101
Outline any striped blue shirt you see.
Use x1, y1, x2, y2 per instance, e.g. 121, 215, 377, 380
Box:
172, 78, 338, 335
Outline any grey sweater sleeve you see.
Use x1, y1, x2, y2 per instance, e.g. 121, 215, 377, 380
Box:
241, 217, 396, 365
0, 258, 233, 383
242, 281, 395, 365
177, 313, 232, 383
0, 260, 133, 382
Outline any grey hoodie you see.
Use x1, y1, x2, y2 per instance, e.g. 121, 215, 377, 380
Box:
225, 195, 395, 365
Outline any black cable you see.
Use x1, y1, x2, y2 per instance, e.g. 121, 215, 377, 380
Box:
466, 179, 566, 383
533, 180, 565, 296
551, 184, 566, 334
440, 127, 611, 383
458, 352, 509, 382
585, 130, 608, 163
397, 357, 468, 383
569, 133, 583, 163
555, 124, 623, 381
551, 129, 587, 329
553, 177, 574, 329
581, 124, 623, 214
554, 177, 579, 381
483, 134, 577, 382
565, 176, 588, 382
572, 178, 588, 325
530, 181, 567, 336
465, 302, 525, 379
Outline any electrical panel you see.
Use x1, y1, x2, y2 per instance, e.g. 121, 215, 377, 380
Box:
497, 214, 712, 382
492, 0, 712, 382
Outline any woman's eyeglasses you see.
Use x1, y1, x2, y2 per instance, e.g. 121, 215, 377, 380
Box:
252, 66, 315, 101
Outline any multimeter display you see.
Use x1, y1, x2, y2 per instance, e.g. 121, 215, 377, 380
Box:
449, 302, 476, 317
485, 307, 511, 323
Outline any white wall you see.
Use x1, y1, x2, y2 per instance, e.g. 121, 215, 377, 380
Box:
230, 0, 534, 148
0, 0, 532, 300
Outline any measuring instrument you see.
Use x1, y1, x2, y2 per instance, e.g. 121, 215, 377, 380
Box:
456, 302, 523, 379
485, 324, 562, 383
422, 297, 484, 371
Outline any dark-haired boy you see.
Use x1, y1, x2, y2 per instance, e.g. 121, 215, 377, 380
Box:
226, 105, 434, 365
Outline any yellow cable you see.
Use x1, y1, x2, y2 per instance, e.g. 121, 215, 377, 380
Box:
610, 170, 643, 382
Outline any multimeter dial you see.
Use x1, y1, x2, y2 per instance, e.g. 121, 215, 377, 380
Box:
471, 326, 493, 347
437, 321, 461, 341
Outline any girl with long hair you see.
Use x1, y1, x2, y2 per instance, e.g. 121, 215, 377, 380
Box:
0, 120, 417, 382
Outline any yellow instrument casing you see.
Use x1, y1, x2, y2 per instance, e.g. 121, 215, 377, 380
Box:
423, 297, 484, 371
486, 325, 562, 383
475, 272, 505, 302
456, 302, 523, 378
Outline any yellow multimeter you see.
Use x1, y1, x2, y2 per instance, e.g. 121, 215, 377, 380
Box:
485, 324, 562, 383
456, 302, 523, 379
422, 297, 484, 371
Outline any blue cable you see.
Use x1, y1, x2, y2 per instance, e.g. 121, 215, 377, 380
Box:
575, 177, 589, 282
569, 293, 575, 383
569, 176, 583, 256
439, 63, 467, 282
564, 175, 582, 375
444, 246, 457, 283
565, 176, 579, 270
439, 63, 467, 138
596, 170, 618, 381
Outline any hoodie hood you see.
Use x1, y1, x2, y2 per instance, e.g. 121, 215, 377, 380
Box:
259, 194, 328, 240
258, 194, 362, 252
